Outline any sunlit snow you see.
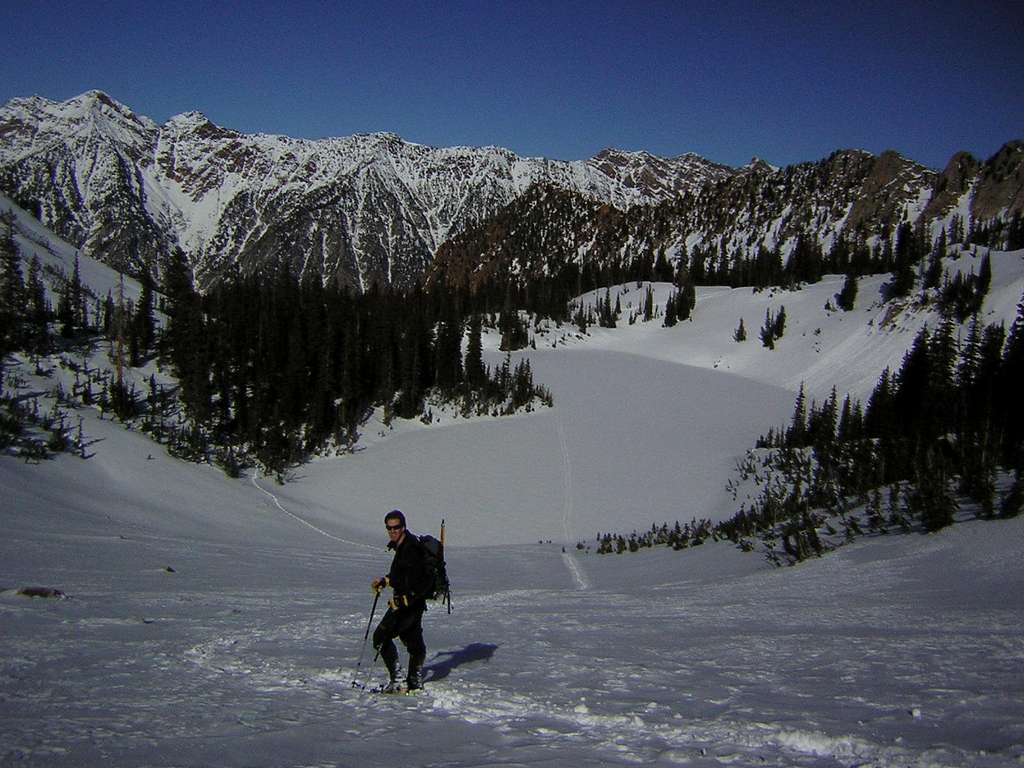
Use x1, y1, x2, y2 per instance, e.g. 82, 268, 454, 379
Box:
2, 196, 1023, 767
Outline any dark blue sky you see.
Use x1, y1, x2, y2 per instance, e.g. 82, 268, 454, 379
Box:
3, 0, 1021, 169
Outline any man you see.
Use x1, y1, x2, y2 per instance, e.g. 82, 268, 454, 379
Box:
371, 509, 432, 692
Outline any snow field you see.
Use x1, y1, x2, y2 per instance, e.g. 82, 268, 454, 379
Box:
4, 521, 1021, 766
2, 196, 1024, 765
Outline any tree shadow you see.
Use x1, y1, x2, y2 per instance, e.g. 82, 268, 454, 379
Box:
424, 642, 499, 682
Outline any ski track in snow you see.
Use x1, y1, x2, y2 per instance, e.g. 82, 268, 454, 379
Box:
250, 471, 378, 551
154, 569, 1021, 768
558, 416, 589, 591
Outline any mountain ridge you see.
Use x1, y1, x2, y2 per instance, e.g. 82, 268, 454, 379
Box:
1, 90, 1021, 291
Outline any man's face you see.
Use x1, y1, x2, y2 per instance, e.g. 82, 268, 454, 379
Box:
385, 517, 405, 544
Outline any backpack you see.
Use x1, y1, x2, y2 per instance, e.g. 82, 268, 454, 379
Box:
419, 521, 451, 612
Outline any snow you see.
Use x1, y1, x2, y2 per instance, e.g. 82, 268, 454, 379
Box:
2, 203, 1024, 766
2, 194, 146, 307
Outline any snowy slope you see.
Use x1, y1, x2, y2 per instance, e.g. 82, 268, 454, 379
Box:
2, 413, 1022, 767
568, 248, 1024, 404
2, 193, 145, 307
2, 202, 1023, 766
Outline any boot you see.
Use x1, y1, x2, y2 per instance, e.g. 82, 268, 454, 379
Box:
381, 646, 403, 693
382, 662, 404, 693
406, 653, 425, 691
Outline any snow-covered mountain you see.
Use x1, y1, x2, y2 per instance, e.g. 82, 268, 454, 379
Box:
429, 146, 1024, 297
3, 91, 1020, 292
0, 91, 730, 289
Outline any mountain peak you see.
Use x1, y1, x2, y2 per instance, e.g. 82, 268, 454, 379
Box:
743, 157, 777, 173
66, 90, 142, 122
162, 110, 235, 140
75, 89, 117, 105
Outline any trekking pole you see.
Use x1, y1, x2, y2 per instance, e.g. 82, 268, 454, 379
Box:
441, 519, 452, 614
351, 590, 381, 689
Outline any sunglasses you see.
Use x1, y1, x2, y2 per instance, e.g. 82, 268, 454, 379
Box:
386, 523, 404, 531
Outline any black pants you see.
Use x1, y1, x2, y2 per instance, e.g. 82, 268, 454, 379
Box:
372, 606, 426, 670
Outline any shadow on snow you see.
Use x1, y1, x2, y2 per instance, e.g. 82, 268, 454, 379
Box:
425, 642, 499, 682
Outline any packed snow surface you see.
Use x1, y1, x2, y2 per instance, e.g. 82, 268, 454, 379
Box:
3, 446, 1023, 767
2, 196, 1024, 766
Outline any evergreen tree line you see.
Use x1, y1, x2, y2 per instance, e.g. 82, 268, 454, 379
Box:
593, 298, 1024, 562
687, 213, 1020, 295
159, 250, 552, 476
1, 229, 553, 475
588, 518, 718, 554
1, 217, 91, 460
736, 234, 995, 351
568, 281, 697, 336
1, 215, 49, 359
2, 213, 170, 459
442, 244, 699, 333
728, 300, 1024, 562
1, 222, 157, 372
434, 181, 1017, 343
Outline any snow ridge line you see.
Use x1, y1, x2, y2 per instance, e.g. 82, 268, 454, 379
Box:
250, 472, 378, 551
557, 418, 588, 591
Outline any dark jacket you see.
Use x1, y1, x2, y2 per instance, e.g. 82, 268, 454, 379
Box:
387, 532, 432, 607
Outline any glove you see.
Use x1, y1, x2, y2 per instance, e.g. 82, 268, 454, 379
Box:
388, 594, 410, 610
371, 576, 389, 594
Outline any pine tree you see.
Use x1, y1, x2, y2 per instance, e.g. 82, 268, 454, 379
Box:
772, 305, 787, 339
679, 281, 696, 321
786, 384, 808, 447
998, 294, 1024, 466
663, 292, 678, 327
25, 256, 50, 354
928, 319, 958, 431
69, 254, 84, 330
864, 368, 896, 441
889, 222, 917, 298
654, 250, 673, 282
159, 247, 197, 359
836, 273, 858, 311
760, 308, 776, 349
884, 485, 907, 531
0, 217, 26, 354
465, 313, 486, 387
434, 309, 464, 392
837, 395, 854, 443
893, 328, 932, 438
284, 309, 309, 425
808, 387, 839, 450
910, 446, 958, 532
599, 287, 618, 328
130, 261, 156, 365
978, 252, 992, 296
948, 215, 964, 245
787, 233, 823, 285
1007, 211, 1024, 250
733, 317, 747, 342
923, 238, 945, 291
574, 302, 589, 335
